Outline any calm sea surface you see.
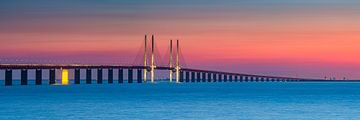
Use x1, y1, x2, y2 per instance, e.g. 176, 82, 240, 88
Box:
1, 81, 360, 120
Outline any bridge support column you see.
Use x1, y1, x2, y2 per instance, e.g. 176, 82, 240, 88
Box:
191, 72, 195, 82
229, 75, 233, 82
207, 73, 211, 82
185, 71, 190, 82
201, 72, 206, 82
196, 72, 201, 82
74, 69, 80, 84
240, 76, 244, 82
235, 76, 238, 82
265, 77, 269, 82
35, 69, 42, 85
97, 68, 103, 84
224, 74, 229, 82
86, 69, 92, 84
137, 69, 142, 83
5, 69, 12, 86
49, 69, 56, 85
108, 68, 113, 84
212, 73, 216, 82
180, 71, 184, 82
118, 69, 123, 83
21, 69, 28, 85
128, 69, 133, 83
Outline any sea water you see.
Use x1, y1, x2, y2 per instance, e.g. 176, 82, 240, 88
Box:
0, 81, 360, 120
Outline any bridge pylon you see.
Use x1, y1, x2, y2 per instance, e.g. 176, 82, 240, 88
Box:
169, 40, 173, 82
175, 40, 180, 83
150, 34, 156, 83
143, 35, 147, 82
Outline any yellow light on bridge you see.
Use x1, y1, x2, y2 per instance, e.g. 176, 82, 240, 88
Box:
62, 69, 69, 85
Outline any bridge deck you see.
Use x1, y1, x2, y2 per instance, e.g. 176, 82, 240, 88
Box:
0, 64, 308, 80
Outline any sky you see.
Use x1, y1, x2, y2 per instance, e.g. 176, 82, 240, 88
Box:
1, 0, 360, 79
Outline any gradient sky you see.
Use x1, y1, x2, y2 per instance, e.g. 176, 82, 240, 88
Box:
1, 0, 360, 79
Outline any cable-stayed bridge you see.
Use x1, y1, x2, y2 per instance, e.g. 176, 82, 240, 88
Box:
0, 35, 311, 86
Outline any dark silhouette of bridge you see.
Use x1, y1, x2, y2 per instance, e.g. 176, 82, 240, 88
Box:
0, 35, 310, 86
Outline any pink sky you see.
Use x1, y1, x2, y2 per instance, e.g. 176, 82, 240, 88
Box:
1, 0, 360, 79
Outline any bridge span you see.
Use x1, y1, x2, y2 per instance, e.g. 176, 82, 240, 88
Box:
0, 35, 311, 86
0, 64, 306, 86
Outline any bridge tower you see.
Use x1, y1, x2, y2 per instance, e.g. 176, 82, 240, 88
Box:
151, 35, 156, 83
169, 40, 173, 82
175, 40, 180, 83
143, 35, 148, 82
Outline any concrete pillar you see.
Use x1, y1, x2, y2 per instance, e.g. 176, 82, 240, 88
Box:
245, 76, 249, 82
49, 69, 56, 85
248, 76, 253, 82
108, 68, 113, 84
35, 69, 42, 85
118, 69, 123, 83
128, 69, 133, 83
185, 71, 190, 82
5, 69, 12, 86
235, 76, 239, 82
74, 69, 80, 84
224, 74, 228, 82
207, 73, 212, 82
212, 73, 216, 82
196, 72, 201, 82
180, 71, 184, 82
21, 69, 28, 85
97, 68, 103, 84
202, 72, 206, 82
86, 69, 92, 84
191, 72, 195, 82
137, 69, 142, 83
229, 75, 233, 82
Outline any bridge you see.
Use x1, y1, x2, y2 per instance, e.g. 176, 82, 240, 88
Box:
0, 35, 309, 86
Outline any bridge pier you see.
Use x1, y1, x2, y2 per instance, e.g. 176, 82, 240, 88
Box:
5, 69, 12, 86
118, 69, 124, 83
49, 69, 56, 85
196, 72, 201, 82
128, 69, 133, 83
191, 72, 195, 82
180, 71, 184, 82
97, 68, 103, 84
185, 71, 190, 82
247, 76, 253, 82
201, 72, 206, 82
108, 68, 113, 84
74, 69, 80, 84
86, 69, 92, 84
35, 69, 42, 85
207, 73, 212, 82
235, 76, 238, 82
224, 74, 228, 82
137, 69, 142, 83
259, 77, 263, 82
209, 73, 217, 82
21, 69, 28, 85
229, 75, 233, 82
266, 77, 270, 82
217, 74, 221, 82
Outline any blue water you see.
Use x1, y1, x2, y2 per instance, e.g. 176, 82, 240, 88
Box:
1, 82, 360, 120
